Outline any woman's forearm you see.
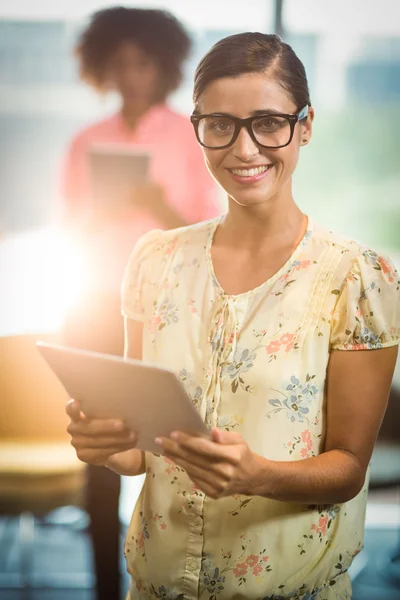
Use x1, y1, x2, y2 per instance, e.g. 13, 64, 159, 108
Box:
106, 449, 146, 476
250, 449, 365, 504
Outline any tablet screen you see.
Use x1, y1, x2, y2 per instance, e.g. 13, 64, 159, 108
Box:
89, 145, 151, 217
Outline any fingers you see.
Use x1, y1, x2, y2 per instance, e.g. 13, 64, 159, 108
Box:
71, 432, 136, 451
158, 431, 240, 465
66, 399, 137, 466
211, 428, 243, 445
66, 399, 82, 422
67, 417, 129, 438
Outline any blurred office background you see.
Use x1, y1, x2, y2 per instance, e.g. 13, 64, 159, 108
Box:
0, 1, 399, 599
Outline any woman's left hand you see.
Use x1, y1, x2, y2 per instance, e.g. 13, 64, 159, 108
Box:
156, 428, 264, 499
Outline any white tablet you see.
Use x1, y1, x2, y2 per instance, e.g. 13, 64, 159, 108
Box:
89, 145, 151, 217
36, 341, 209, 454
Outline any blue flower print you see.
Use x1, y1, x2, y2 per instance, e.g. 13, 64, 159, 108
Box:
202, 567, 225, 594
267, 375, 319, 423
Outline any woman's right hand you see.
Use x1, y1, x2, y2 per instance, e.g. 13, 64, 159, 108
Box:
66, 399, 138, 466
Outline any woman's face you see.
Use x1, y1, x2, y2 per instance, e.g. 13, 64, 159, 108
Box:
105, 41, 162, 109
197, 72, 314, 209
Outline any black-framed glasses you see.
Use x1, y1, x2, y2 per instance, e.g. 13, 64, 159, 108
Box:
190, 105, 309, 150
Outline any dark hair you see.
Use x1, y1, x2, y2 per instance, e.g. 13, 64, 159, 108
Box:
193, 32, 311, 111
76, 6, 191, 97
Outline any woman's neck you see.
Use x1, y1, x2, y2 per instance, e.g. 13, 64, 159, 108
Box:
218, 193, 306, 254
120, 100, 158, 130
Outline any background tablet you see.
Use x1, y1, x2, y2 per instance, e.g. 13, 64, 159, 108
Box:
89, 144, 150, 218
36, 341, 208, 454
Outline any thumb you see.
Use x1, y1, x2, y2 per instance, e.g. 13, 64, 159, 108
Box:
66, 399, 85, 422
211, 428, 242, 445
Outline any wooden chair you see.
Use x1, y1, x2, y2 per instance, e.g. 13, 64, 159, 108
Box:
0, 333, 89, 591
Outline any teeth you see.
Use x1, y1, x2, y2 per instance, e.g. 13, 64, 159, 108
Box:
230, 165, 270, 177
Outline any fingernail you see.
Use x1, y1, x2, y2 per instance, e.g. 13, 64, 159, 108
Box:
114, 421, 124, 430
154, 437, 163, 445
170, 431, 179, 440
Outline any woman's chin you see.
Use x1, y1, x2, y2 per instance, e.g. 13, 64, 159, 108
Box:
228, 188, 277, 209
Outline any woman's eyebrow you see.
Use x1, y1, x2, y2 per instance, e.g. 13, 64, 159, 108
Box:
251, 108, 288, 116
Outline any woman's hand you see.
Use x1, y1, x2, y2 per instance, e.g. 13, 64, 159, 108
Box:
66, 399, 138, 467
157, 428, 264, 499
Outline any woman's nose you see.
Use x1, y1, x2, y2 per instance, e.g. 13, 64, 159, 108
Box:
231, 127, 260, 161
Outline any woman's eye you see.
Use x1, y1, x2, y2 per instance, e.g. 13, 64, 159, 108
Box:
210, 120, 232, 132
257, 117, 280, 130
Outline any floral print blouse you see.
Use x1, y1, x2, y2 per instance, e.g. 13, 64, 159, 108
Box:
121, 216, 400, 600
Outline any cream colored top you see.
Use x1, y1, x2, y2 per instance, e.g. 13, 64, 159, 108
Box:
121, 217, 400, 600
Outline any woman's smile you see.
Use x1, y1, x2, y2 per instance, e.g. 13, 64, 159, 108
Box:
226, 163, 273, 184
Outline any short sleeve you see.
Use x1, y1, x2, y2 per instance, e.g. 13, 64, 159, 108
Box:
121, 229, 163, 322
330, 250, 400, 350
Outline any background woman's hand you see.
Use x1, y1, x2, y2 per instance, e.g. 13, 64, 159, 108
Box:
157, 428, 264, 499
66, 399, 138, 466
131, 181, 187, 228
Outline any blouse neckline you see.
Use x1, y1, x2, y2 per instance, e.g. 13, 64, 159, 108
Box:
205, 215, 313, 300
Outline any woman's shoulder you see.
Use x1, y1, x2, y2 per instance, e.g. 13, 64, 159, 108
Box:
68, 114, 121, 148
160, 105, 196, 138
132, 218, 220, 263
311, 220, 368, 255
311, 220, 397, 270
310, 220, 399, 301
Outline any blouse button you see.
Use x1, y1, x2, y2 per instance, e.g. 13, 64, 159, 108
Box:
187, 557, 197, 571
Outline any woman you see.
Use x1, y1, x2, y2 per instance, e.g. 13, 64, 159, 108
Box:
63, 6, 218, 229
66, 33, 400, 599
63, 6, 219, 295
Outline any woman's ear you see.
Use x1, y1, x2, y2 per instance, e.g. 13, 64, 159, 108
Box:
301, 106, 314, 146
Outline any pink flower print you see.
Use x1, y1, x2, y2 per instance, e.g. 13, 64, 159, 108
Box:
149, 315, 162, 333
245, 555, 258, 567
287, 442, 292, 447
301, 430, 311, 443
294, 260, 311, 271
252, 564, 263, 576
224, 332, 235, 345
164, 456, 177, 475
312, 514, 329, 536
280, 333, 294, 345
160, 523, 167, 530
165, 237, 178, 256
300, 447, 309, 458
188, 299, 198, 314
379, 257, 393, 275
285, 339, 295, 353
233, 562, 248, 577
266, 340, 281, 354
261, 555, 269, 562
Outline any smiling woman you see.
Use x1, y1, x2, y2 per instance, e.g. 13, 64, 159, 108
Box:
65, 32, 400, 600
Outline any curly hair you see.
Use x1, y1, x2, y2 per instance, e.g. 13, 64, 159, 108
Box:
76, 6, 191, 97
